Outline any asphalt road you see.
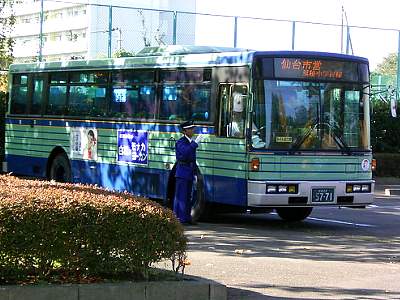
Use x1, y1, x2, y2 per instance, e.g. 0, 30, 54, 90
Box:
178, 195, 400, 299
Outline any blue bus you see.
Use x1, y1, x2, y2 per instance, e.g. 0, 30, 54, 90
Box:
4, 46, 374, 221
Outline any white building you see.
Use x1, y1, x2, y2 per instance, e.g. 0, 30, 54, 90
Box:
11, 0, 196, 62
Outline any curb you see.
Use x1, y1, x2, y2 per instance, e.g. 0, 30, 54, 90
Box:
384, 188, 400, 196
0, 278, 227, 300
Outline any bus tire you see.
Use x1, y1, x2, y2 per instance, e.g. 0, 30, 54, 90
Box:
276, 207, 313, 222
190, 169, 206, 222
166, 166, 206, 223
49, 153, 72, 183
165, 166, 177, 210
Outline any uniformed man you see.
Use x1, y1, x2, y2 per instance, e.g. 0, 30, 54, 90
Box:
173, 120, 203, 224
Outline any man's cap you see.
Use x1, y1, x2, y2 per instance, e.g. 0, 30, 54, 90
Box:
180, 120, 195, 130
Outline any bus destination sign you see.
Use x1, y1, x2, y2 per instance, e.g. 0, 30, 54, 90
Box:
274, 58, 358, 81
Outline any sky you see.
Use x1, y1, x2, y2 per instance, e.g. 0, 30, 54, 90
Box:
194, 0, 400, 70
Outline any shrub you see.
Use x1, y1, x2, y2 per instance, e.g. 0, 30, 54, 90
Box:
0, 175, 186, 283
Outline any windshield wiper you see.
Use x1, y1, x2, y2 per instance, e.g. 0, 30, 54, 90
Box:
325, 122, 350, 153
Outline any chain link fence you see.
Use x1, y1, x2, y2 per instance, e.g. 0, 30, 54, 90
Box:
12, 2, 400, 75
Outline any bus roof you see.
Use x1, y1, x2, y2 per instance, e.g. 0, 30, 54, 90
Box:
9, 45, 368, 73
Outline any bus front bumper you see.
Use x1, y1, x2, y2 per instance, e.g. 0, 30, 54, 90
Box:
247, 180, 374, 207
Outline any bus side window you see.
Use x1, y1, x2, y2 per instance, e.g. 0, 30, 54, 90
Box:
138, 86, 156, 119
191, 86, 211, 121
160, 85, 178, 120
46, 72, 67, 115
111, 70, 156, 119
10, 74, 29, 114
31, 73, 47, 115
160, 84, 211, 121
47, 86, 67, 115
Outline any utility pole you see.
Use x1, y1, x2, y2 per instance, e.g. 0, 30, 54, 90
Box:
108, 5, 112, 58
340, 6, 344, 53
38, 0, 44, 61
397, 31, 400, 101
343, 7, 353, 55
116, 28, 122, 50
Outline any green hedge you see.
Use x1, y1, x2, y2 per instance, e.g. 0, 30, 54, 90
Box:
373, 153, 400, 177
0, 175, 186, 283
0, 92, 6, 162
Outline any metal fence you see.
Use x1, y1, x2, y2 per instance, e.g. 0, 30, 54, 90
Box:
15, 1, 400, 89
86, 6, 400, 63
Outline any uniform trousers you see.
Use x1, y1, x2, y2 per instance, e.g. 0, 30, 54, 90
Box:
173, 177, 193, 223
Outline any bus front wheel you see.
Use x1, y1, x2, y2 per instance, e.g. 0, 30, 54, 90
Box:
49, 153, 72, 183
276, 207, 313, 222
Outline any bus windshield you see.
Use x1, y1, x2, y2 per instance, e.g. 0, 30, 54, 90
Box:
252, 80, 369, 151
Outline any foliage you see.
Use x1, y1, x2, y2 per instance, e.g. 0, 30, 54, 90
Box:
0, 0, 16, 92
374, 53, 398, 75
371, 100, 400, 153
0, 92, 6, 161
137, 9, 166, 47
370, 54, 400, 160
0, 175, 187, 284
113, 48, 135, 57
373, 153, 400, 177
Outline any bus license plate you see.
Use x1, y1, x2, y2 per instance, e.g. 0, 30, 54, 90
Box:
311, 188, 334, 203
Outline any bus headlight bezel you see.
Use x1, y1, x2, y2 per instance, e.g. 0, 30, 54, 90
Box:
346, 183, 371, 193
266, 184, 298, 194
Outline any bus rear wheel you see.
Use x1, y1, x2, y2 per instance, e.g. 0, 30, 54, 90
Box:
49, 153, 72, 183
167, 166, 206, 223
190, 172, 206, 223
276, 207, 313, 222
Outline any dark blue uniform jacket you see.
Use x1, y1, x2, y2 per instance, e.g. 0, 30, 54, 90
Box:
175, 136, 198, 180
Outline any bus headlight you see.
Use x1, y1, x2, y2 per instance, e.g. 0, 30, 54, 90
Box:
361, 184, 371, 192
278, 185, 287, 193
266, 184, 298, 194
346, 183, 371, 193
267, 185, 277, 193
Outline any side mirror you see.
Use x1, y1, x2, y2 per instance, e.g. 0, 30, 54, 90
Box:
390, 97, 397, 117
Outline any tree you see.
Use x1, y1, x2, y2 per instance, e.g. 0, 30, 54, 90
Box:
0, 0, 15, 92
113, 49, 135, 58
371, 53, 400, 153
374, 53, 397, 75
137, 9, 166, 48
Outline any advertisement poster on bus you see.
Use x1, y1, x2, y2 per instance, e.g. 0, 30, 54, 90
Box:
70, 127, 98, 161
117, 130, 148, 165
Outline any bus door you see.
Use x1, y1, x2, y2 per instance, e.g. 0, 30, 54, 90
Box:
214, 83, 248, 206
